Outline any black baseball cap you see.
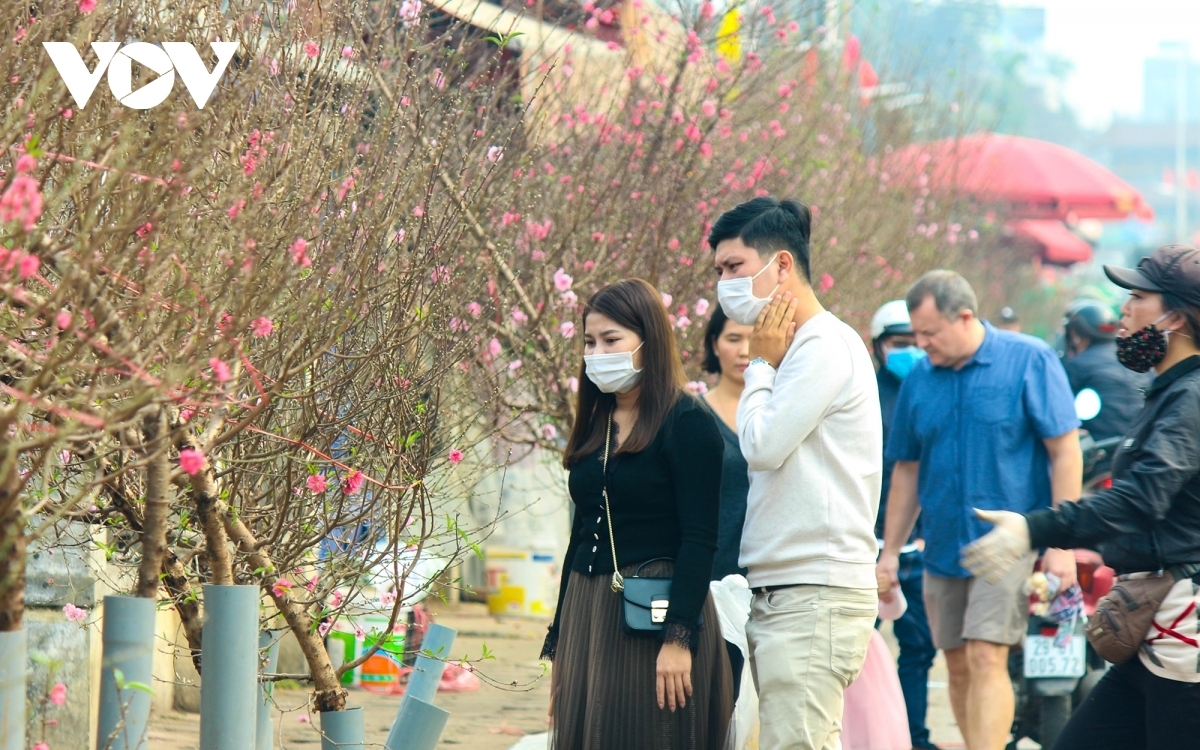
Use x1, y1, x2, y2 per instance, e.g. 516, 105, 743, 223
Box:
1104, 244, 1200, 308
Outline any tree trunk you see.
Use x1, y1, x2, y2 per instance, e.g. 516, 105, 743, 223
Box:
162, 551, 204, 673
216, 498, 346, 712
0, 465, 25, 632
136, 409, 172, 598
191, 470, 234, 586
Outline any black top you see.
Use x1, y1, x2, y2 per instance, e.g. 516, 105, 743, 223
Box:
875, 367, 918, 544
545, 395, 723, 655
1062, 341, 1151, 441
1027, 356, 1200, 574
700, 398, 750, 580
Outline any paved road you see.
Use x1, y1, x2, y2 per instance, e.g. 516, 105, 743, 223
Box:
148, 602, 1041, 749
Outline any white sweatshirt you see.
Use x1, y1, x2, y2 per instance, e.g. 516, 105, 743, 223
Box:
736, 310, 883, 590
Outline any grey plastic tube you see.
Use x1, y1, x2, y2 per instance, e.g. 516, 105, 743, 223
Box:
96, 595, 155, 750
257, 630, 282, 750
382, 623, 456, 750
320, 705, 365, 750
383, 696, 450, 750
199, 585, 258, 750
402, 623, 457, 704
0, 629, 26, 750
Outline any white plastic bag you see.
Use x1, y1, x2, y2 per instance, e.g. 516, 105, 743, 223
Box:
710, 575, 758, 750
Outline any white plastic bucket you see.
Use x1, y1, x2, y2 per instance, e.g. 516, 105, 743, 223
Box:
484, 548, 558, 617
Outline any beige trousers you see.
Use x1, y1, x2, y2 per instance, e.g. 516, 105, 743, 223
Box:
746, 584, 877, 750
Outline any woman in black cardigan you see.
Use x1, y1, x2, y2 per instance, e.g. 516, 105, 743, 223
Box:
541, 278, 734, 750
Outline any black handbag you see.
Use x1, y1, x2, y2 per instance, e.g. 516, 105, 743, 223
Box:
600, 412, 700, 637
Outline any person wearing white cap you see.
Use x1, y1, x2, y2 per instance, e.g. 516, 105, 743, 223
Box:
870, 301, 939, 750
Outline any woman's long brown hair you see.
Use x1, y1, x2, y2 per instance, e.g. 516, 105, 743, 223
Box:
563, 279, 686, 468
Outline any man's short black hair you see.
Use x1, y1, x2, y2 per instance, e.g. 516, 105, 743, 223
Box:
707, 196, 813, 282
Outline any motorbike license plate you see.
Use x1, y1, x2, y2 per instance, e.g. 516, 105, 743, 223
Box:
1023, 634, 1086, 679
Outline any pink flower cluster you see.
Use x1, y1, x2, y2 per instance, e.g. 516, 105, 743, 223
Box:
62, 603, 87, 622
0, 154, 43, 232
0, 247, 40, 280
343, 469, 365, 495
290, 237, 312, 267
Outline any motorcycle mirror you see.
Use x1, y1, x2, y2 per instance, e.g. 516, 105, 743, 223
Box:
1075, 388, 1102, 422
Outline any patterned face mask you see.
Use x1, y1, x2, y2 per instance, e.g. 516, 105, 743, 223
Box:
1115, 313, 1170, 373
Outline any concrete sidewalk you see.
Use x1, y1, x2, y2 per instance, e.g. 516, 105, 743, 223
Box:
147, 603, 1040, 749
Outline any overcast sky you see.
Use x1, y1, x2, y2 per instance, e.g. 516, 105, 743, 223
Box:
1005, 0, 1200, 129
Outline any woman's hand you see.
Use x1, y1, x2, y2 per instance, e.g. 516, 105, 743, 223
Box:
656, 642, 693, 712
961, 509, 1032, 582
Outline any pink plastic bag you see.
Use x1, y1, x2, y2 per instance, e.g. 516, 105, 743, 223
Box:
438, 662, 481, 693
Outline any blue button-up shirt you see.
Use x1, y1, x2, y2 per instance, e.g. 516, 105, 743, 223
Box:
886, 323, 1079, 577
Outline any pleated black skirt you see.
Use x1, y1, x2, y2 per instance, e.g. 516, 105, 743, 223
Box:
550, 560, 734, 750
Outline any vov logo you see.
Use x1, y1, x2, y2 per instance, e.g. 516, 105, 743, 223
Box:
42, 41, 239, 110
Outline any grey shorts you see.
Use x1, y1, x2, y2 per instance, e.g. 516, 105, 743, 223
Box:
923, 552, 1036, 651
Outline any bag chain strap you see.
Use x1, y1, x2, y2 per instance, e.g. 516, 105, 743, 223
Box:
602, 410, 625, 593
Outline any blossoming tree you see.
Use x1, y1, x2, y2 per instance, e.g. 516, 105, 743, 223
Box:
1, 0, 528, 734
462, 2, 970, 452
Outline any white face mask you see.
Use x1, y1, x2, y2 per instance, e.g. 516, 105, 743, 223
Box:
584, 342, 644, 393
717, 252, 781, 325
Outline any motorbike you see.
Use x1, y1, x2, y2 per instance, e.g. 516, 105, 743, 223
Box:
1006, 429, 1120, 750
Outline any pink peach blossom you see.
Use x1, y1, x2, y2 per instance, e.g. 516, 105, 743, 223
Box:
251, 317, 274, 337
307, 474, 327, 494
553, 268, 573, 291
343, 469, 365, 495
179, 448, 206, 476
448, 449, 464, 465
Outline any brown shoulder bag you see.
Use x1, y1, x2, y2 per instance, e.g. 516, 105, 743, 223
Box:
1086, 562, 1200, 664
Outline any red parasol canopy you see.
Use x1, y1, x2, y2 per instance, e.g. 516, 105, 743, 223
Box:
888, 134, 1154, 221
1009, 220, 1093, 266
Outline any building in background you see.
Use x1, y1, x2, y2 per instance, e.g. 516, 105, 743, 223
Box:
1096, 41, 1200, 259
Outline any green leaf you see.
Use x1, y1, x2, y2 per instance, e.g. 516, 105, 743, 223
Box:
125, 681, 154, 695
113, 668, 125, 689
485, 31, 525, 47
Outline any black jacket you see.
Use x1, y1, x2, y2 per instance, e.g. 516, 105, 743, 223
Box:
542, 395, 722, 658
875, 367, 903, 540
1027, 356, 1200, 574
1062, 341, 1151, 441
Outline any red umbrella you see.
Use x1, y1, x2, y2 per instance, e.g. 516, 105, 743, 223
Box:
887, 134, 1153, 221
1008, 220, 1093, 265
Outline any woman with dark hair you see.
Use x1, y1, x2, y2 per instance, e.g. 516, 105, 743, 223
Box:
543, 278, 734, 750
963, 244, 1200, 750
700, 304, 754, 582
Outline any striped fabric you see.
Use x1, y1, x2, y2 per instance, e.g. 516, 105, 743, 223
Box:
550, 560, 734, 750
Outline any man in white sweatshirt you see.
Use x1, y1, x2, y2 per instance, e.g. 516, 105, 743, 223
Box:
710, 197, 883, 750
